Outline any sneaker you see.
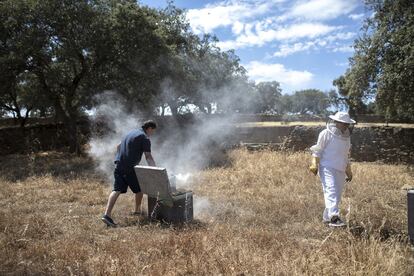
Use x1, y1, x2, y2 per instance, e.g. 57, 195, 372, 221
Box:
101, 215, 117, 227
328, 216, 346, 227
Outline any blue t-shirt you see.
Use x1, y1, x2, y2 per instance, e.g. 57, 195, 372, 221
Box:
114, 128, 151, 170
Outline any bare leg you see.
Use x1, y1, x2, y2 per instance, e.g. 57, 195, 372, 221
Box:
105, 191, 121, 217
134, 192, 143, 213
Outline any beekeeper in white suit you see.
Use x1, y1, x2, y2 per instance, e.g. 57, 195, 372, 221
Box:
309, 111, 355, 227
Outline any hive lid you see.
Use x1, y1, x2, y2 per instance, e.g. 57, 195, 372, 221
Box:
134, 165, 173, 200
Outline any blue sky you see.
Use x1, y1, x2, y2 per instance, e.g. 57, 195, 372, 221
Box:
140, 0, 368, 94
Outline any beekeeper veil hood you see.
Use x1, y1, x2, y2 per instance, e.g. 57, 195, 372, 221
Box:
326, 112, 356, 139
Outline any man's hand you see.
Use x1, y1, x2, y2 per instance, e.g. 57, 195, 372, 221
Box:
144, 152, 156, 167
309, 156, 320, 176
345, 163, 353, 182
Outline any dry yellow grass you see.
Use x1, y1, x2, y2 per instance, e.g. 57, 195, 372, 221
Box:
1, 150, 413, 275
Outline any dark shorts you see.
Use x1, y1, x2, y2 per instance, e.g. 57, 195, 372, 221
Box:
113, 165, 141, 194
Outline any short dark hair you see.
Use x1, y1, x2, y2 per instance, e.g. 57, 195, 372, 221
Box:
142, 120, 157, 130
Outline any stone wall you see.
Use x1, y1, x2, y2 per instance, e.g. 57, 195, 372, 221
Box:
1, 119, 413, 164
281, 126, 414, 164
234, 126, 294, 144
0, 113, 389, 128
0, 123, 90, 155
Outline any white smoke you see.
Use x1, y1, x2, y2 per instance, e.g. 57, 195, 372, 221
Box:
171, 172, 213, 217
153, 116, 235, 174
175, 173, 192, 189
152, 80, 239, 174
86, 91, 220, 218
193, 196, 211, 217
87, 78, 244, 219
88, 91, 142, 181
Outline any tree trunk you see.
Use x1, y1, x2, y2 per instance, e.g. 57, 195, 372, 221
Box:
64, 116, 80, 154
347, 101, 357, 120
168, 101, 178, 117
207, 103, 212, 114
60, 112, 81, 155
161, 104, 166, 116
54, 101, 81, 155
18, 108, 31, 128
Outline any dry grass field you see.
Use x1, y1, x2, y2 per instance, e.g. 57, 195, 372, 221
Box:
1, 150, 414, 275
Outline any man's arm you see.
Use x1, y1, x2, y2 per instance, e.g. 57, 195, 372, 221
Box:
144, 152, 156, 167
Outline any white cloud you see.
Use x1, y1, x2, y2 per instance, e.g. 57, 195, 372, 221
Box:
349, 13, 365, 21
273, 41, 315, 57
274, 23, 337, 40
187, 0, 359, 35
273, 32, 356, 57
332, 45, 353, 53
231, 21, 244, 35
325, 31, 355, 41
187, 0, 361, 52
187, 1, 277, 34
281, 0, 359, 21
244, 61, 313, 91
217, 22, 338, 50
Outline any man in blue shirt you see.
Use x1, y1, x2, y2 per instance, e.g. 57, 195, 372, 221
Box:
101, 120, 157, 227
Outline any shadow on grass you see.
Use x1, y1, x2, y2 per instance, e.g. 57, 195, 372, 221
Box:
108, 214, 208, 230
347, 221, 409, 243
0, 151, 98, 182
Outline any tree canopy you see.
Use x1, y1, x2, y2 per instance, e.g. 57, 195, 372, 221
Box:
334, 0, 414, 121
0, 0, 250, 152
0, 0, 338, 128
254, 81, 282, 114
278, 89, 330, 115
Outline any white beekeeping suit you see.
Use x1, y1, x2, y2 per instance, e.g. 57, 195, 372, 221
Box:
309, 112, 355, 227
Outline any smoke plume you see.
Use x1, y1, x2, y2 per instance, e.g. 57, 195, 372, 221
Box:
88, 91, 143, 181
88, 77, 246, 218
